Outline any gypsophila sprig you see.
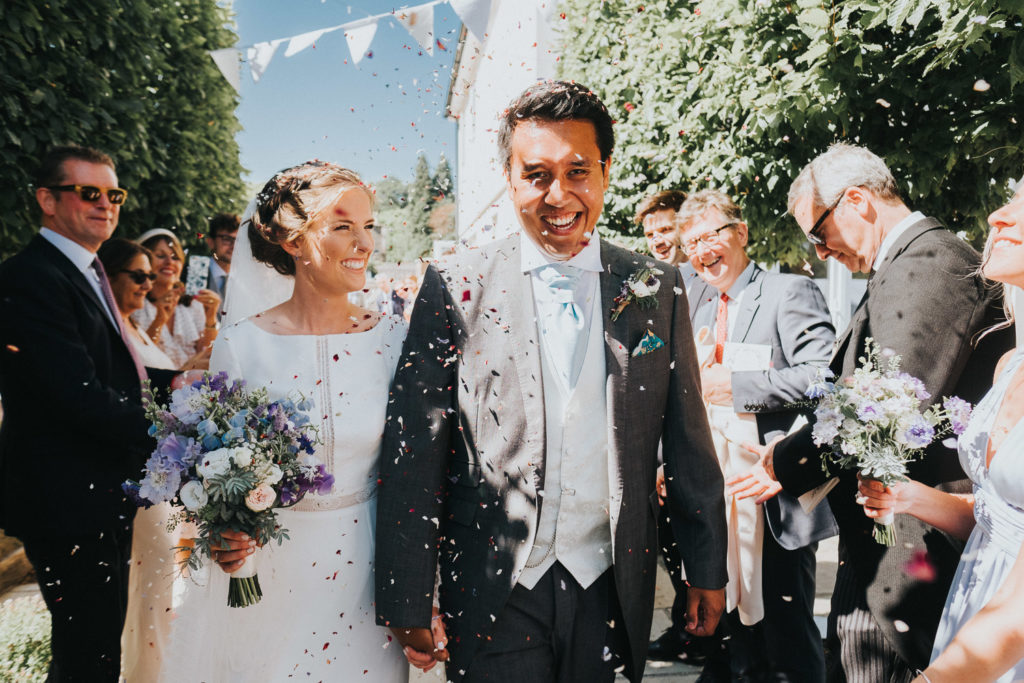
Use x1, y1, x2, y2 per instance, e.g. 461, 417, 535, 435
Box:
123, 371, 331, 607
805, 339, 972, 546
610, 265, 662, 321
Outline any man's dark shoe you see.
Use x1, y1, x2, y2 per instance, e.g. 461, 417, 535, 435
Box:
647, 628, 706, 664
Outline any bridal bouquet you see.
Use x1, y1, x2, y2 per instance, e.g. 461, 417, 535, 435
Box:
124, 371, 332, 607
805, 339, 972, 546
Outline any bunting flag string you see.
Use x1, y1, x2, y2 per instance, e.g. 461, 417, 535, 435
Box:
207, 0, 492, 87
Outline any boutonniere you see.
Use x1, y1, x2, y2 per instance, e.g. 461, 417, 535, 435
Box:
610, 266, 663, 321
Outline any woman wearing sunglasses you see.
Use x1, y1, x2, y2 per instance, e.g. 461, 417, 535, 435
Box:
95, 238, 183, 682
132, 228, 220, 367
97, 239, 175, 371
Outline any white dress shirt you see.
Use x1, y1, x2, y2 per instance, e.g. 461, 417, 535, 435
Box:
873, 210, 924, 271
39, 228, 118, 327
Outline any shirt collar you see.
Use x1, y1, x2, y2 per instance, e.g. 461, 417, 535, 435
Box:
873, 210, 924, 271
39, 228, 97, 275
209, 258, 227, 280
519, 231, 603, 273
723, 260, 757, 300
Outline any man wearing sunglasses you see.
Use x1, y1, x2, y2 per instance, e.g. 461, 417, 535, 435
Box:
730, 143, 1013, 682
0, 145, 174, 681
681, 189, 836, 683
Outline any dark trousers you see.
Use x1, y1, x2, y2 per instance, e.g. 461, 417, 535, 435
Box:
703, 531, 824, 682
21, 525, 133, 682
462, 563, 629, 683
826, 558, 914, 683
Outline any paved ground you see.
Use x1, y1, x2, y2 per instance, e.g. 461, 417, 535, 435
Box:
0, 538, 838, 683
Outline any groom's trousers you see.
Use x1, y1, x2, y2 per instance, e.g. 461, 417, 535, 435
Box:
21, 522, 133, 682
460, 562, 630, 683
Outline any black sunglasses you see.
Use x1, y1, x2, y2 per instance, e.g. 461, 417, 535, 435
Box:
47, 184, 128, 205
807, 194, 844, 246
120, 269, 157, 284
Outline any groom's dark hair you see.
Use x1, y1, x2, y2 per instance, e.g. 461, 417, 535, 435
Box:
497, 80, 614, 173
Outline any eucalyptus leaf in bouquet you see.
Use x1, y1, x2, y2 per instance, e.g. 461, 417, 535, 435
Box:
123, 371, 332, 606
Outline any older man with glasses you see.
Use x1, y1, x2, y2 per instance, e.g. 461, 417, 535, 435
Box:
682, 189, 837, 683
730, 143, 1014, 682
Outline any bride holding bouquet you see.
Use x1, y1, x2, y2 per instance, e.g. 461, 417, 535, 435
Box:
162, 161, 413, 681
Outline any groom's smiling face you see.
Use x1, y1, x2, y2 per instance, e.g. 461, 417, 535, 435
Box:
506, 119, 611, 260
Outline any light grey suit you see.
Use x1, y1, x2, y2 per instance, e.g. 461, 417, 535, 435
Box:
689, 264, 837, 681
375, 236, 728, 682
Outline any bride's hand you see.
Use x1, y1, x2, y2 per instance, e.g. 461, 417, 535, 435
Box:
392, 608, 449, 671
212, 529, 256, 574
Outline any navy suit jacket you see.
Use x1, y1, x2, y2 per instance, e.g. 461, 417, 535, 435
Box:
0, 235, 170, 538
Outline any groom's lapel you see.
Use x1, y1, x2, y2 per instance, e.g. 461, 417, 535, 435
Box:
599, 241, 633, 539
496, 239, 546, 495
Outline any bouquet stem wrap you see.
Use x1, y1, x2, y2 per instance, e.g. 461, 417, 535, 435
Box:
228, 553, 262, 608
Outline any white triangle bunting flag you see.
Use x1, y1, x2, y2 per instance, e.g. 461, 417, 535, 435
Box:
449, 0, 492, 41
395, 5, 434, 56
246, 40, 282, 82
209, 48, 242, 93
284, 28, 329, 58
344, 21, 378, 65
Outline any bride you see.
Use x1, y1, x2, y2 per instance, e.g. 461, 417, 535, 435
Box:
162, 161, 417, 681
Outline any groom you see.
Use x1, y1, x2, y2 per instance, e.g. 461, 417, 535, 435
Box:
375, 81, 728, 682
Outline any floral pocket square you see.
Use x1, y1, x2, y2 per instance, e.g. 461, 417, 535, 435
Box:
631, 329, 665, 357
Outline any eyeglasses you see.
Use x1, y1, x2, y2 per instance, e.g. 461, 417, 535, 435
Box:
682, 223, 738, 254
47, 184, 128, 205
807, 194, 844, 246
214, 235, 237, 244
119, 269, 157, 284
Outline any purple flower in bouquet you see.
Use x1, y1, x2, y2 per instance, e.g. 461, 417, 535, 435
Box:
903, 418, 935, 449
856, 401, 884, 423
155, 434, 199, 470
897, 373, 931, 401
944, 396, 973, 435
138, 454, 183, 503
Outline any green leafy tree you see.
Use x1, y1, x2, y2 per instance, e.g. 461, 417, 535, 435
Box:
382, 154, 456, 262
433, 153, 454, 199
557, 0, 1024, 265
0, 0, 246, 259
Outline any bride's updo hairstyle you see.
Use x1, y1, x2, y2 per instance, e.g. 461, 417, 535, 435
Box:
247, 161, 373, 276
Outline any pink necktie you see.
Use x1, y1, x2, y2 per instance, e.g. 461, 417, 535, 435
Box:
91, 258, 149, 384
714, 293, 729, 364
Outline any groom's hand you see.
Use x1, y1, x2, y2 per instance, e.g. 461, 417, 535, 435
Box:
684, 586, 725, 637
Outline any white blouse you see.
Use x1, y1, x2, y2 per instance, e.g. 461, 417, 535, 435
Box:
132, 298, 209, 368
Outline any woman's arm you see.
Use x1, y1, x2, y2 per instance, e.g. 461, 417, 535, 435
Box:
914, 542, 1024, 682
858, 476, 976, 541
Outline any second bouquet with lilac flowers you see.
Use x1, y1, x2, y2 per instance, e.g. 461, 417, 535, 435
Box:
804, 339, 972, 546
124, 371, 333, 607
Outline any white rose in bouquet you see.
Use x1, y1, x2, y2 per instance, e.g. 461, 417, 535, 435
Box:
180, 479, 209, 511
231, 446, 255, 468
197, 448, 233, 479
260, 464, 284, 486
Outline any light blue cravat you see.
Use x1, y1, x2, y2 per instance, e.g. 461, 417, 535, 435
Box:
536, 263, 587, 390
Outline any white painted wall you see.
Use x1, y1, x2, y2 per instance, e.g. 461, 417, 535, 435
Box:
447, 0, 559, 246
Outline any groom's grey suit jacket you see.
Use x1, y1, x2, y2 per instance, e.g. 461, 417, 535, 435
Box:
375, 236, 728, 681
689, 264, 839, 549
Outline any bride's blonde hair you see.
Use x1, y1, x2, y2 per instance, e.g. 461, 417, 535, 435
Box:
247, 161, 373, 276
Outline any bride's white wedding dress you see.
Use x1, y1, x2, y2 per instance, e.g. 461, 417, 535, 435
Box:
161, 314, 409, 682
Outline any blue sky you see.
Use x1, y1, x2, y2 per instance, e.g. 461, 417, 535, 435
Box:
232, 1, 460, 187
